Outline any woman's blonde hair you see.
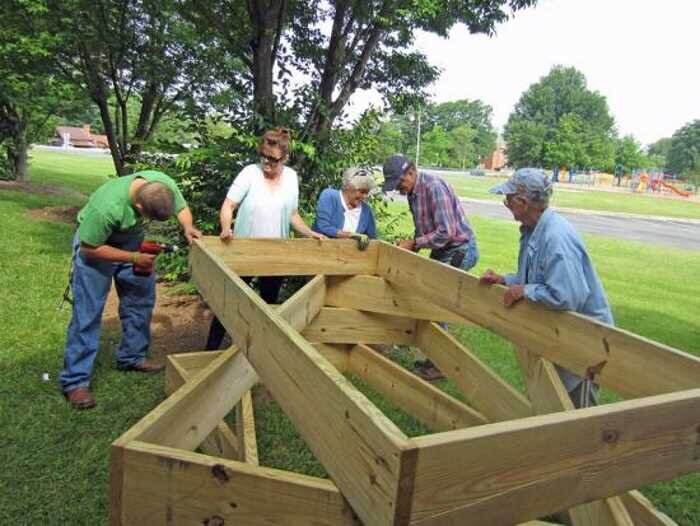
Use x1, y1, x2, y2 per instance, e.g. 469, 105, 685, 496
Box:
258, 127, 292, 157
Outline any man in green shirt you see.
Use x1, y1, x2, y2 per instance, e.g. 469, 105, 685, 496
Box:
60, 170, 201, 409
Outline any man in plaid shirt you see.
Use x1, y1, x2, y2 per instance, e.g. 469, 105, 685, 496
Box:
382, 154, 479, 380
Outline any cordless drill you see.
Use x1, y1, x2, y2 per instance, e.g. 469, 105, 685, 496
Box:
133, 240, 179, 276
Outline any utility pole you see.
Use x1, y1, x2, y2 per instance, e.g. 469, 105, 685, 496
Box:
415, 106, 421, 168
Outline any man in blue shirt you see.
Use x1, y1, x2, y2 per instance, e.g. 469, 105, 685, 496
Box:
480, 168, 613, 408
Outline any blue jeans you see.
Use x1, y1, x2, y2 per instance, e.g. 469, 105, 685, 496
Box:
429, 237, 479, 272
60, 232, 155, 393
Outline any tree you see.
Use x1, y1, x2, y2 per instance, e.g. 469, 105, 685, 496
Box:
449, 125, 477, 169
421, 125, 453, 167
6, 0, 235, 175
504, 65, 615, 170
613, 135, 645, 174
423, 99, 496, 161
666, 119, 700, 188
187, 1, 535, 156
647, 137, 672, 160
0, 1, 87, 180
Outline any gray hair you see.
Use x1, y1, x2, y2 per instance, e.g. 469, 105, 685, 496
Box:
520, 187, 551, 210
342, 167, 376, 192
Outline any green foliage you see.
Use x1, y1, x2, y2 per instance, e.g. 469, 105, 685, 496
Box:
504, 65, 616, 170
374, 98, 497, 169
666, 119, 700, 188
614, 135, 645, 174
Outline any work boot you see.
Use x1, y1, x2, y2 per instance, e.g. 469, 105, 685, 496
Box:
65, 387, 97, 410
120, 358, 164, 374
414, 359, 446, 382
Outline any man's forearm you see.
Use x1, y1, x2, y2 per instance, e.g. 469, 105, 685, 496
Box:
80, 244, 137, 263
177, 207, 194, 230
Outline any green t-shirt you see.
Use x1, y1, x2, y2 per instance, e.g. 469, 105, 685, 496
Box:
77, 170, 187, 246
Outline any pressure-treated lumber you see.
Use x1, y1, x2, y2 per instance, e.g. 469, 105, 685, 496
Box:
118, 441, 358, 525
190, 240, 415, 526
326, 275, 469, 324
409, 388, 700, 525
377, 243, 700, 399
166, 351, 242, 460
346, 344, 488, 431
277, 274, 326, 332
136, 347, 257, 450
235, 390, 259, 465
415, 321, 532, 421
198, 236, 378, 276
303, 306, 417, 345
620, 491, 679, 526
514, 346, 633, 526
110, 239, 697, 526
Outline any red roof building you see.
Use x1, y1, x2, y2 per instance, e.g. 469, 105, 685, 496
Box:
54, 125, 108, 148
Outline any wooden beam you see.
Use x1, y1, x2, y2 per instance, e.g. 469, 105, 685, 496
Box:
514, 346, 633, 526
620, 491, 679, 526
135, 348, 257, 450
415, 322, 532, 422
326, 275, 469, 324
166, 352, 241, 460
313, 343, 352, 373
116, 441, 358, 526
197, 236, 378, 276
276, 274, 326, 332
303, 306, 417, 345
408, 388, 700, 525
235, 391, 259, 465
377, 243, 700, 399
347, 344, 488, 431
191, 241, 414, 526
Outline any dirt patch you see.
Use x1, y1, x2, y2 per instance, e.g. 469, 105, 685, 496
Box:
102, 283, 218, 361
27, 206, 81, 224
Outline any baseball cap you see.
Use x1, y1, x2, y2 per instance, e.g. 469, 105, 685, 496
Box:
382, 154, 412, 191
489, 168, 553, 199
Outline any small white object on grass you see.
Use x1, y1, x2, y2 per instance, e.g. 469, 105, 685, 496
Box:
42, 373, 50, 382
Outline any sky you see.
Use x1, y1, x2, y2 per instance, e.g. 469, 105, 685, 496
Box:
349, 0, 700, 146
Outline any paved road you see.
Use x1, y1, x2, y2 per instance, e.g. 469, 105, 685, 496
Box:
462, 199, 700, 252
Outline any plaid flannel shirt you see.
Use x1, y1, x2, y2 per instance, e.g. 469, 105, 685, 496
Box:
408, 172, 474, 250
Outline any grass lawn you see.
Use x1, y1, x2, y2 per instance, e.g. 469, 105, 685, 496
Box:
442, 173, 700, 220
27, 148, 115, 195
1, 152, 699, 524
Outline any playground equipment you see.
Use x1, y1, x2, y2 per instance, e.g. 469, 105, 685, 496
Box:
653, 179, 691, 197
109, 238, 700, 525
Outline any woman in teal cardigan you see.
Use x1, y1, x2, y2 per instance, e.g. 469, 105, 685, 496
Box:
312, 167, 377, 238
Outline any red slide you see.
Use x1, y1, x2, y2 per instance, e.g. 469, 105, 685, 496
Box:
660, 180, 690, 197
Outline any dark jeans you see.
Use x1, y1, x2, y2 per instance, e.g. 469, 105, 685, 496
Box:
429, 237, 479, 272
60, 232, 155, 393
205, 276, 284, 350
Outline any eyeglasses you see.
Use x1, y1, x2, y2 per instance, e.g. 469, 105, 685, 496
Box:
260, 154, 283, 166
503, 194, 522, 209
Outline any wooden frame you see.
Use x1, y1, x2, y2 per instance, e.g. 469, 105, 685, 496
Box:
110, 237, 700, 525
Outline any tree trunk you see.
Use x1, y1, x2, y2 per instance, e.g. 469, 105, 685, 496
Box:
248, 0, 286, 128
93, 90, 126, 175
7, 116, 29, 182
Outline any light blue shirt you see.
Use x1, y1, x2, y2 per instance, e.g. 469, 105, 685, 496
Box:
505, 208, 613, 325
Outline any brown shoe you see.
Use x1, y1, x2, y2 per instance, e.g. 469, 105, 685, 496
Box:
414, 359, 446, 382
121, 359, 164, 373
65, 387, 96, 410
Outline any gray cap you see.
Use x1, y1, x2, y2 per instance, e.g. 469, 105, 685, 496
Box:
382, 154, 412, 191
489, 168, 553, 200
